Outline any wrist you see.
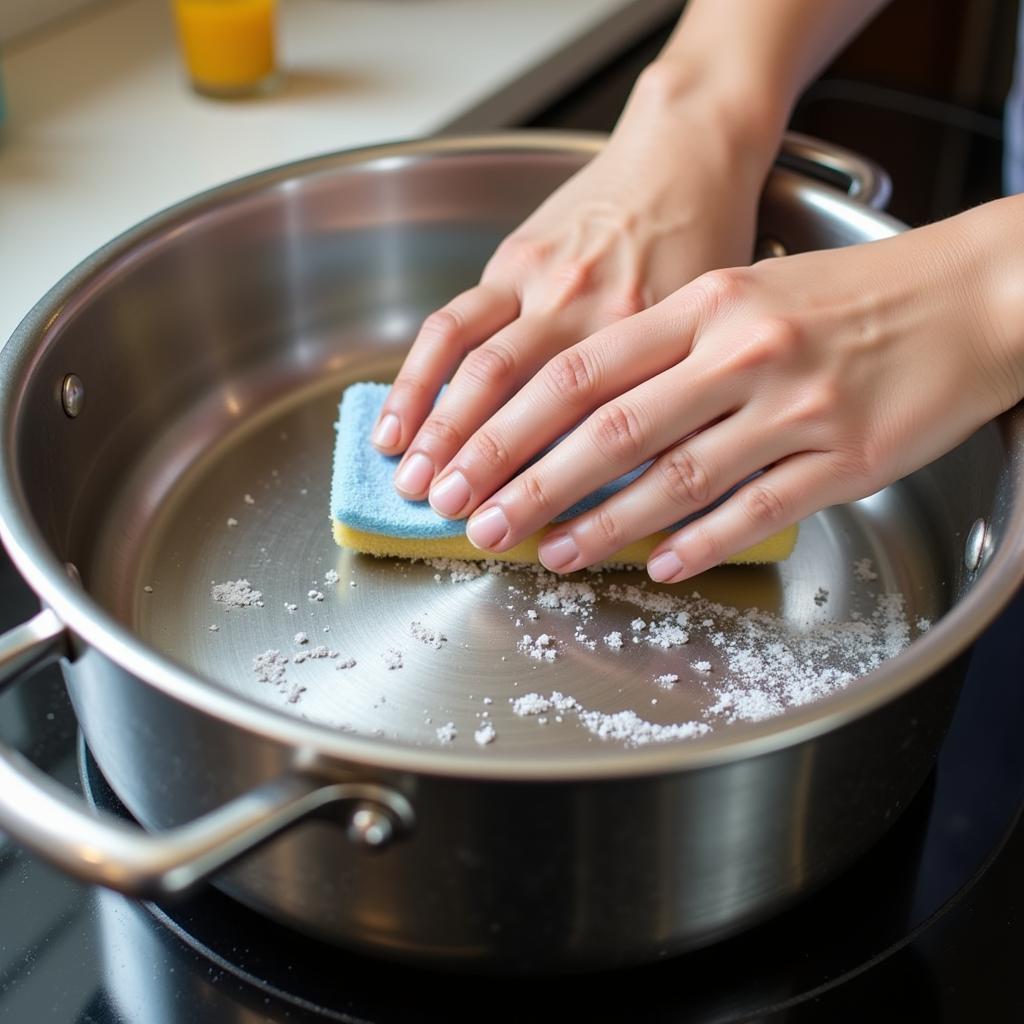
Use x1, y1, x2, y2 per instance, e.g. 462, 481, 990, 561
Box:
948, 199, 1024, 410
621, 57, 788, 181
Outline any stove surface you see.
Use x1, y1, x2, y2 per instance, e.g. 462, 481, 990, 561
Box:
0, 550, 1022, 1022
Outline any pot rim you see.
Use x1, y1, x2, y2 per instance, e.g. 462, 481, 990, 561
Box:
2, 130, 1022, 782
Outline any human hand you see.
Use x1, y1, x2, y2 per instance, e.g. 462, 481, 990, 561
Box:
425, 204, 1024, 582
370, 66, 778, 501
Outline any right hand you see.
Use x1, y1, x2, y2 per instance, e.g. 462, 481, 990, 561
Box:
370, 66, 781, 514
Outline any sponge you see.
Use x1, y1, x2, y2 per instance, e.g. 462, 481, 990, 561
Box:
331, 383, 797, 567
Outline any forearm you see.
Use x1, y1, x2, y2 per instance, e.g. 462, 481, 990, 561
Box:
622, 0, 892, 170
958, 195, 1024, 409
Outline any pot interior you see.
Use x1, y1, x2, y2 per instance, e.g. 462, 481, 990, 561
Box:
3, 137, 1017, 765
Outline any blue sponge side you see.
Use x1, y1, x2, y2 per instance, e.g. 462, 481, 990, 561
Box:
330, 382, 647, 539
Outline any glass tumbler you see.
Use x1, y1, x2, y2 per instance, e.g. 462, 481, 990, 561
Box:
173, 0, 279, 99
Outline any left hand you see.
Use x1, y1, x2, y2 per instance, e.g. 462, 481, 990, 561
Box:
425, 204, 1024, 582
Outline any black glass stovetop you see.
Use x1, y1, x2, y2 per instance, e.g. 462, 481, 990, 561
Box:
1, 544, 1022, 1023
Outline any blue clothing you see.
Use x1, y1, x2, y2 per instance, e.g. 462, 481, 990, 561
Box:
1005, 6, 1024, 194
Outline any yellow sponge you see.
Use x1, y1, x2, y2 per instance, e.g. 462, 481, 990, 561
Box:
333, 520, 798, 568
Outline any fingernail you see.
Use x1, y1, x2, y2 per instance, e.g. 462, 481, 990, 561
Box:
466, 506, 509, 549
394, 452, 434, 496
648, 550, 683, 583
539, 532, 579, 571
429, 471, 471, 517
372, 413, 401, 449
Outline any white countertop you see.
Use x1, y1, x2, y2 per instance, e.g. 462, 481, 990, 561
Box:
0, 0, 679, 344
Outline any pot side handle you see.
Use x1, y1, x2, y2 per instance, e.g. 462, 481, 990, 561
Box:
779, 131, 893, 210
0, 610, 414, 899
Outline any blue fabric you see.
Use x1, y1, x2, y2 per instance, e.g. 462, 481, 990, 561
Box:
330, 382, 647, 538
1006, 4, 1024, 195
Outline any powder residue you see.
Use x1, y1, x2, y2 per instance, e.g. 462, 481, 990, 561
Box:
252, 649, 288, 683
518, 633, 557, 661
410, 621, 447, 649
474, 723, 497, 746
212, 579, 264, 609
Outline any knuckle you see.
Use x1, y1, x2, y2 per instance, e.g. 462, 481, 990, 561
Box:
419, 307, 465, 345
470, 428, 510, 472
603, 288, 646, 320
689, 268, 746, 315
460, 342, 517, 389
545, 348, 600, 405
741, 482, 787, 527
591, 401, 646, 461
725, 317, 801, 375
786, 380, 840, 428
521, 473, 553, 513
688, 522, 724, 569
551, 258, 595, 299
420, 412, 464, 451
494, 235, 550, 271
592, 508, 624, 549
659, 447, 713, 508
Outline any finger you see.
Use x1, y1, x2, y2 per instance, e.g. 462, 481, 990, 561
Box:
391, 314, 582, 499
371, 283, 519, 454
535, 411, 793, 572
645, 453, 846, 583
461, 356, 745, 553
427, 284, 716, 519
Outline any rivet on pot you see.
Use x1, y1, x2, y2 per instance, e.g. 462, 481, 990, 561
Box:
61, 375, 85, 418
964, 518, 987, 573
346, 802, 394, 849
755, 237, 787, 261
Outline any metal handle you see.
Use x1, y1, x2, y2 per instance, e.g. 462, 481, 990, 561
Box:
0, 610, 414, 898
779, 131, 893, 210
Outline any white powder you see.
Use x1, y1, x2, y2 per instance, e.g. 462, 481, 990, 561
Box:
917, 617, 932, 632
630, 618, 647, 631
474, 722, 497, 746
410, 621, 447, 649
226, 517, 238, 528
336, 657, 357, 670
526, 609, 538, 620
293, 645, 337, 664
577, 708, 710, 745
211, 579, 264, 609
244, 493, 255, 505
603, 631, 623, 649
383, 648, 403, 670
853, 558, 879, 582
511, 689, 710, 746
535, 579, 597, 619
692, 660, 712, 674
655, 673, 679, 688
436, 722, 457, 744
286, 684, 306, 704
518, 633, 557, 661
425, 558, 483, 583
294, 632, 308, 645
252, 649, 288, 683
647, 622, 689, 648
208, 624, 219, 632
307, 590, 324, 602
143, 585, 154, 593
283, 602, 297, 613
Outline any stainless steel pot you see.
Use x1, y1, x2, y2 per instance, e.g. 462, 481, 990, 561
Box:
0, 132, 1021, 972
